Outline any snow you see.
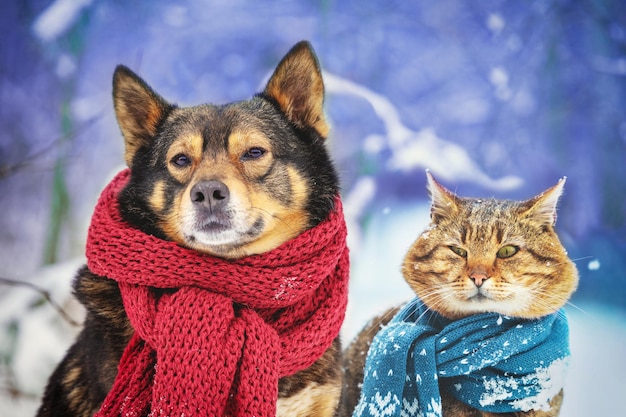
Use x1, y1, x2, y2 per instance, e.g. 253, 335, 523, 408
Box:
324, 73, 524, 192
2, 215, 623, 417
54, 53, 77, 79
512, 358, 569, 412
0, 259, 85, 417
486, 13, 506, 35
32, 0, 94, 42
588, 259, 601, 271
592, 56, 626, 76
489, 67, 512, 101
479, 376, 516, 407
3, 10, 625, 415
274, 276, 300, 301
343, 176, 377, 253
476, 357, 568, 411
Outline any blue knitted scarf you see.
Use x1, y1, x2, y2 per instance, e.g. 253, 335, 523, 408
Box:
353, 299, 570, 417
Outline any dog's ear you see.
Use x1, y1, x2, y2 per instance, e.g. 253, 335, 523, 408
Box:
264, 41, 329, 138
113, 66, 173, 166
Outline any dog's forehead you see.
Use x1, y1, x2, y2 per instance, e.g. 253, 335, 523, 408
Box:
165, 104, 226, 136
164, 99, 288, 152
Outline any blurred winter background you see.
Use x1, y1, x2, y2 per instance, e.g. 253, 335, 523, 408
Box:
1, 0, 625, 416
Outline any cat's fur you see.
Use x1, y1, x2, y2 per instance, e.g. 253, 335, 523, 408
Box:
340, 172, 578, 417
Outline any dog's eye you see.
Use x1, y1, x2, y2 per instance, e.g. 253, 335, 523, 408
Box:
171, 154, 191, 167
242, 147, 266, 160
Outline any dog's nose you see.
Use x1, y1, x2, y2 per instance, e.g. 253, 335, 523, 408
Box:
190, 180, 230, 211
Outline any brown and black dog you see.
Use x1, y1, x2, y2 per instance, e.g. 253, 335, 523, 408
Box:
37, 41, 344, 417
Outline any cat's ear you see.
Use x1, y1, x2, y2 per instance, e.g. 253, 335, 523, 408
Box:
520, 177, 566, 225
426, 171, 459, 221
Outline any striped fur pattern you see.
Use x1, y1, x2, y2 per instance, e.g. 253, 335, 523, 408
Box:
340, 172, 578, 417
403, 172, 578, 321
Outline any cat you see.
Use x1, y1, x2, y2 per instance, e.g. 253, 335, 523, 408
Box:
340, 171, 578, 417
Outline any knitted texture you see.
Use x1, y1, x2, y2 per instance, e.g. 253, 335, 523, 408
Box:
354, 298, 570, 417
86, 169, 350, 417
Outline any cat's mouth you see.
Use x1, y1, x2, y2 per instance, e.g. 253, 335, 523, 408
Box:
467, 288, 494, 302
468, 293, 490, 301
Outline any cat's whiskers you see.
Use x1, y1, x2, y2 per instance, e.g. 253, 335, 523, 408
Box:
540, 256, 592, 269
520, 287, 578, 319
569, 255, 595, 264
563, 300, 589, 316
496, 282, 531, 300
413, 284, 448, 301
418, 290, 464, 322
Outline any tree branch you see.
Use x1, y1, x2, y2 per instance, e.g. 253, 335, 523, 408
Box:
0, 276, 81, 327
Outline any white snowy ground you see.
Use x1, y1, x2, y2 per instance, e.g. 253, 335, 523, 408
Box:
1, 204, 625, 417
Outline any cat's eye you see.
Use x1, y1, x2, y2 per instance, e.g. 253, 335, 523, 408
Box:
497, 245, 519, 259
449, 246, 467, 258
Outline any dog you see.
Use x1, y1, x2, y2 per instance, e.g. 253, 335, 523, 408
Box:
36, 41, 347, 417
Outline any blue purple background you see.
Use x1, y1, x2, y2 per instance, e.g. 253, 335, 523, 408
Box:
1, 1, 625, 415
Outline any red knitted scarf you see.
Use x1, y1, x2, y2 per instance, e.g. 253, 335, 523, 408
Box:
85, 169, 350, 417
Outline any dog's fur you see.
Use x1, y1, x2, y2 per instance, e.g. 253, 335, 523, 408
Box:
37, 41, 343, 417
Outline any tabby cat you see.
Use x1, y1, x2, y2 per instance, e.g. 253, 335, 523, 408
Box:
340, 172, 578, 417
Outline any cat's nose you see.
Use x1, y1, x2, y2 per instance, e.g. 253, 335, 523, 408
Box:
470, 269, 489, 287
